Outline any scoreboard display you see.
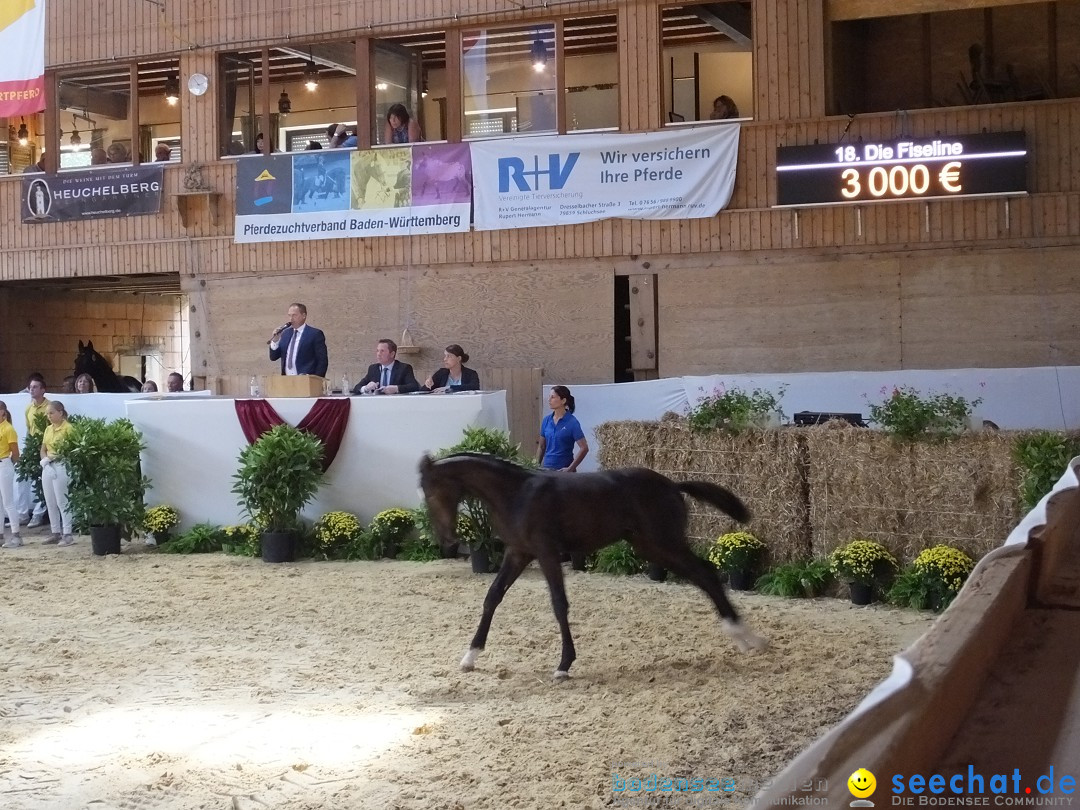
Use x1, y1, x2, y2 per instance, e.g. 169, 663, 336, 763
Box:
775, 131, 1027, 207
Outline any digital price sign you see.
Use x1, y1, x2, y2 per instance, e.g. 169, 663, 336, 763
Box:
775, 131, 1027, 206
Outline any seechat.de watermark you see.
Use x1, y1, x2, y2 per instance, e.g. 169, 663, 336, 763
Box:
846, 766, 1076, 808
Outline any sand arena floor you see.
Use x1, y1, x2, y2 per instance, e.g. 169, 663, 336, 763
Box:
0, 544, 934, 809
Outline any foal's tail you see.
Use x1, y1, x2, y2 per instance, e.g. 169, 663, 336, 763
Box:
677, 481, 750, 523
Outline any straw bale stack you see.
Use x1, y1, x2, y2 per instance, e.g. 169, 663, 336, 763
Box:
596, 417, 809, 563
596, 417, 1026, 566
804, 421, 1022, 563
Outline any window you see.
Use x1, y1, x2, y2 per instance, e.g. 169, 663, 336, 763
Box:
462, 22, 557, 137
59, 67, 133, 168
377, 30, 446, 142
661, 3, 753, 125
565, 15, 619, 132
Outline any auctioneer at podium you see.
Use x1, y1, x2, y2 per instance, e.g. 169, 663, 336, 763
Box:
267, 302, 329, 378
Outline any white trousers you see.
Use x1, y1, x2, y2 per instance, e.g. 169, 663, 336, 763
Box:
0, 458, 20, 536
16, 477, 46, 517
41, 462, 72, 536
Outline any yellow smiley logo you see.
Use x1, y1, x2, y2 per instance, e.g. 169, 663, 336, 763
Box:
848, 768, 877, 798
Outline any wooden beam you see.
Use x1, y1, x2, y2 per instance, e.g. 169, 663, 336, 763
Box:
444, 28, 463, 143
43, 69, 58, 173
356, 38, 372, 149
555, 19, 567, 135
130, 63, 140, 164
260, 48, 270, 155
828, 0, 1048, 22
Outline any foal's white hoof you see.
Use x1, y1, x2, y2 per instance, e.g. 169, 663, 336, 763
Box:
460, 648, 480, 671
553, 670, 570, 682
723, 619, 769, 653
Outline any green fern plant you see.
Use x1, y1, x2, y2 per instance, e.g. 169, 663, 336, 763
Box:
755, 559, 834, 598
1013, 431, 1080, 510
588, 540, 644, 575
162, 522, 225, 554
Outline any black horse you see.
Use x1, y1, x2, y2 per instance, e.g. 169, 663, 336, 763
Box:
74, 340, 142, 393
418, 453, 768, 680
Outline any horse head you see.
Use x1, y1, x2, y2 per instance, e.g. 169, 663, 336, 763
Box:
418, 454, 462, 556
74, 340, 100, 376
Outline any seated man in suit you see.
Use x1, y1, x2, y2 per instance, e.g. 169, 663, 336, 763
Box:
353, 338, 419, 395
268, 302, 329, 378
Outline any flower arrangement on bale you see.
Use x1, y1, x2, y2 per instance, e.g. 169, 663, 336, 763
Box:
1013, 431, 1080, 511
143, 505, 179, 544
829, 540, 898, 603
221, 524, 260, 557
867, 385, 981, 440
888, 545, 975, 612
755, 558, 834, 598
311, 510, 363, 560
687, 386, 786, 433
707, 531, 767, 574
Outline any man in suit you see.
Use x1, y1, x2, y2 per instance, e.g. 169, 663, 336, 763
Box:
268, 302, 329, 378
353, 338, 419, 395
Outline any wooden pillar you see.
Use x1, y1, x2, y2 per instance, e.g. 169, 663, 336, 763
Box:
260, 48, 270, 155
356, 37, 373, 149
444, 28, 463, 142
130, 63, 141, 163
43, 69, 58, 172
554, 19, 566, 134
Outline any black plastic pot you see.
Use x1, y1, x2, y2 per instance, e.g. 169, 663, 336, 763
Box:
90, 525, 122, 556
470, 548, 492, 574
849, 582, 873, 605
261, 530, 296, 563
647, 562, 668, 582
728, 570, 755, 590
570, 552, 588, 571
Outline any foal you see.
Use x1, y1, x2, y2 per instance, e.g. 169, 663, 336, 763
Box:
419, 453, 768, 680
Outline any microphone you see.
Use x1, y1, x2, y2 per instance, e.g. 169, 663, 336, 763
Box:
266, 322, 290, 345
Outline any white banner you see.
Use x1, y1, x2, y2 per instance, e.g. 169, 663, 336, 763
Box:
470, 125, 740, 230
0, 0, 46, 117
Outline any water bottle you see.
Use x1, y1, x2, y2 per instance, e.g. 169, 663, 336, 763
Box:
341, 373, 350, 395
249, 376, 260, 397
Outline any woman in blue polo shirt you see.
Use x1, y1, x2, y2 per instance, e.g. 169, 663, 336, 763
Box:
536, 385, 589, 472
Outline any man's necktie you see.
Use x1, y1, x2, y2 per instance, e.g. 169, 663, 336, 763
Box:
380, 366, 389, 388
287, 331, 298, 373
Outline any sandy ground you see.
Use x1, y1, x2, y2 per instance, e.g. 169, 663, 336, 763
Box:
0, 540, 934, 810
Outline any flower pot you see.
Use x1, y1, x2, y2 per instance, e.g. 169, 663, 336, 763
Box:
728, 570, 755, 591
570, 551, 588, 571
646, 562, 668, 582
849, 582, 873, 605
439, 542, 460, 559
261, 530, 296, 563
90, 525, 122, 556
470, 548, 492, 574
383, 541, 399, 560
152, 531, 171, 545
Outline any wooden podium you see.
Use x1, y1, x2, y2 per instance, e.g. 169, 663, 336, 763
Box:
266, 374, 326, 398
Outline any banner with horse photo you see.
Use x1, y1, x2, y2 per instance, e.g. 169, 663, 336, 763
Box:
21, 164, 165, 224
470, 125, 740, 231
233, 143, 473, 244
0, 0, 45, 117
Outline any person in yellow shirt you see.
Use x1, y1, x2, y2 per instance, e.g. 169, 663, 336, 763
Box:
0, 401, 23, 549
40, 401, 75, 547
22, 374, 50, 528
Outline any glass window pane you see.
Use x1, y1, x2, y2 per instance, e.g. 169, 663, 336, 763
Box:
219, 54, 260, 156
271, 42, 357, 152
140, 58, 182, 163
4, 114, 43, 174
662, 4, 752, 125
462, 22, 556, 137
59, 68, 133, 168
565, 15, 618, 132
374, 42, 422, 144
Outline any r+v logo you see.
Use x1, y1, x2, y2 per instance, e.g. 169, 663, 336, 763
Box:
498, 153, 580, 192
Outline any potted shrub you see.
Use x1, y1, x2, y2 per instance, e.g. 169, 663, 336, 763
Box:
889, 545, 976, 612
867, 385, 981, 440
63, 417, 149, 556
829, 539, 899, 604
436, 426, 535, 571
143, 504, 179, 546
707, 531, 767, 590
231, 423, 324, 563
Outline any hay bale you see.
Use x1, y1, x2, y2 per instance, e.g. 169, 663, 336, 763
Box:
805, 423, 1022, 564
595, 418, 810, 564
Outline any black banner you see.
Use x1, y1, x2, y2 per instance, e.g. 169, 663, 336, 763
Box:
21, 164, 164, 223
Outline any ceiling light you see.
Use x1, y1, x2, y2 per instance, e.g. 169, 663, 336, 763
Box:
304, 61, 319, 92
70, 129, 83, 147
17, 119, 29, 146
421, 82, 429, 99
278, 89, 292, 115
375, 81, 388, 92
164, 73, 180, 106
531, 33, 549, 73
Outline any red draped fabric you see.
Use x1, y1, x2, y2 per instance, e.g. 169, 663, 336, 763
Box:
233, 398, 350, 471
